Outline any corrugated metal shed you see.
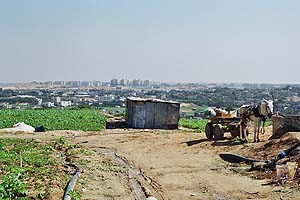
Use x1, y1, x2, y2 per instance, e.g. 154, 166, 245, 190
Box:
126, 97, 180, 129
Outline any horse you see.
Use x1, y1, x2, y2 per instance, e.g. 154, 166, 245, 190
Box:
239, 99, 273, 142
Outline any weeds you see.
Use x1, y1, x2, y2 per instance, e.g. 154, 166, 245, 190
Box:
69, 190, 82, 200
0, 138, 68, 199
231, 137, 249, 145
0, 168, 28, 199
0, 136, 88, 199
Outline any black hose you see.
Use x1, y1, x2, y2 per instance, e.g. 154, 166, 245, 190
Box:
267, 141, 300, 169
63, 165, 81, 200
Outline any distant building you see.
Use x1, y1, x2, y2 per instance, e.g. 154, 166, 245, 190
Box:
44, 81, 53, 85
110, 79, 118, 86
53, 97, 61, 106
42, 102, 55, 108
60, 101, 72, 107
143, 80, 150, 86
242, 83, 260, 89
101, 82, 111, 87
120, 79, 129, 86
66, 81, 81, 87
126, 97, 180, 129
36, 98, 43, 106
71, 81, 81, 87
65, 81, 72, 86
98, 95, 115, 102
132, 79, 142, 86
92, 81, 102, 87
53, 81, 65, 86
81, 81, 92, 87
287, 96, 300, 103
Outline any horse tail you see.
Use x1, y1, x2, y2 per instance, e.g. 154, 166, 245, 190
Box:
261, 116, 266, 135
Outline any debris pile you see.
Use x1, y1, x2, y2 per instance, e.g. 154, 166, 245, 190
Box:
234, 133, 300, 185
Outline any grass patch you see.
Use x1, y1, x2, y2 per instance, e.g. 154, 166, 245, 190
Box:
0, 109, 106, 131
0, 137, 87, 199
179, 119, 208, 132
264, 118, 272, 127
0, 138, 69, 199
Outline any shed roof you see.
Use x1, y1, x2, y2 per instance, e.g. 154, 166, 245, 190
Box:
127, 97, 180, 105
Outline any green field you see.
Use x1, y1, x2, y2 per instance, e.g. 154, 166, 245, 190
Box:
99, 106, 126, 117
0, 109, 106, 131
0, 138, 69, 199
180, 104, 207, 117
179, 118, 208, 132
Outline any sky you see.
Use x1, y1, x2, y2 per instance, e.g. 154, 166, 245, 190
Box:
0, 0, 300, 84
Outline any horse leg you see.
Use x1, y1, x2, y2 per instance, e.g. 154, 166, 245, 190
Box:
253, 120, 257, 142
243, 125, 248, 142
240, 122, 248, 142
256, 119, 262, 142
239, 124, 243, 140
261, 117, 266, 135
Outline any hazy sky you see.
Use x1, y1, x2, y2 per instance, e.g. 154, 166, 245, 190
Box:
1, 0, 299, 83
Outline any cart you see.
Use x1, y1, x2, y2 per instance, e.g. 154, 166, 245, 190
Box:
205, 110, 242, 140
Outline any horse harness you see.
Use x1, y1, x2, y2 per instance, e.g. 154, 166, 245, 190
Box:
240, 104, 267, 125
239, 104, 270, 137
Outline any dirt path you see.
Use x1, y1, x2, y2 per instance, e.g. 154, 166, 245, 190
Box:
72, 130, 276, 200
1, 128, 299, 199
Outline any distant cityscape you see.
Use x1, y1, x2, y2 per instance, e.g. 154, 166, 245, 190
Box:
2, 79, 300, 89
1, 79, 300, 116
39, 79, 151, 87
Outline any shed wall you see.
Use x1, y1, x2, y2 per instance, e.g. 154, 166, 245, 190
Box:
132, 102, 146, 128
145, 102, 155, 129
126, 99, 180, 129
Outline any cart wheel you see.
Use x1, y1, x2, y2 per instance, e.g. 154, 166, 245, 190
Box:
230, 127, 240, 138
205, 123, 213, 139
213, 124, 224, 140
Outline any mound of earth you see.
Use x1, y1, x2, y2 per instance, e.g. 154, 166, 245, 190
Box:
237, 132, 300, 185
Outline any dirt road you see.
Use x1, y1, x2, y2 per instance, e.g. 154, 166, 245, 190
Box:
1, 128, 299, 200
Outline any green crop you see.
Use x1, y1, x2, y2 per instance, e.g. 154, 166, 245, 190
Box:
179, 119, 208, 132
0, 109, 106, 131
0, 138, 68, 199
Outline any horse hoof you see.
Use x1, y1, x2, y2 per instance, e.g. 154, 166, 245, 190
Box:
257, 139, 260, 142
242, 139, 248, 144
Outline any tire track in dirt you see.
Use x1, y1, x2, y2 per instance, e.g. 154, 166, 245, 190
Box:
73, 130, 279, 200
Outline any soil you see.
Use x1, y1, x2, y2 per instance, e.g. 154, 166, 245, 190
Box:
1, 125, 300, 200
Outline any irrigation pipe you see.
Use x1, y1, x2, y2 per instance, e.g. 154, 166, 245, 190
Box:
63, 164, 81, 200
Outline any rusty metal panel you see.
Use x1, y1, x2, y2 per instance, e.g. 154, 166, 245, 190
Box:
145, 102, 155, 128
132, 102, 146, 128
167, 103, 180, 129
126, 97, 180, 129
125, 99, 133, 126
153, 102, 168, 128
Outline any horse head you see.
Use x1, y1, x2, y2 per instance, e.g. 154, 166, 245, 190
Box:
262, 99, 273, 117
